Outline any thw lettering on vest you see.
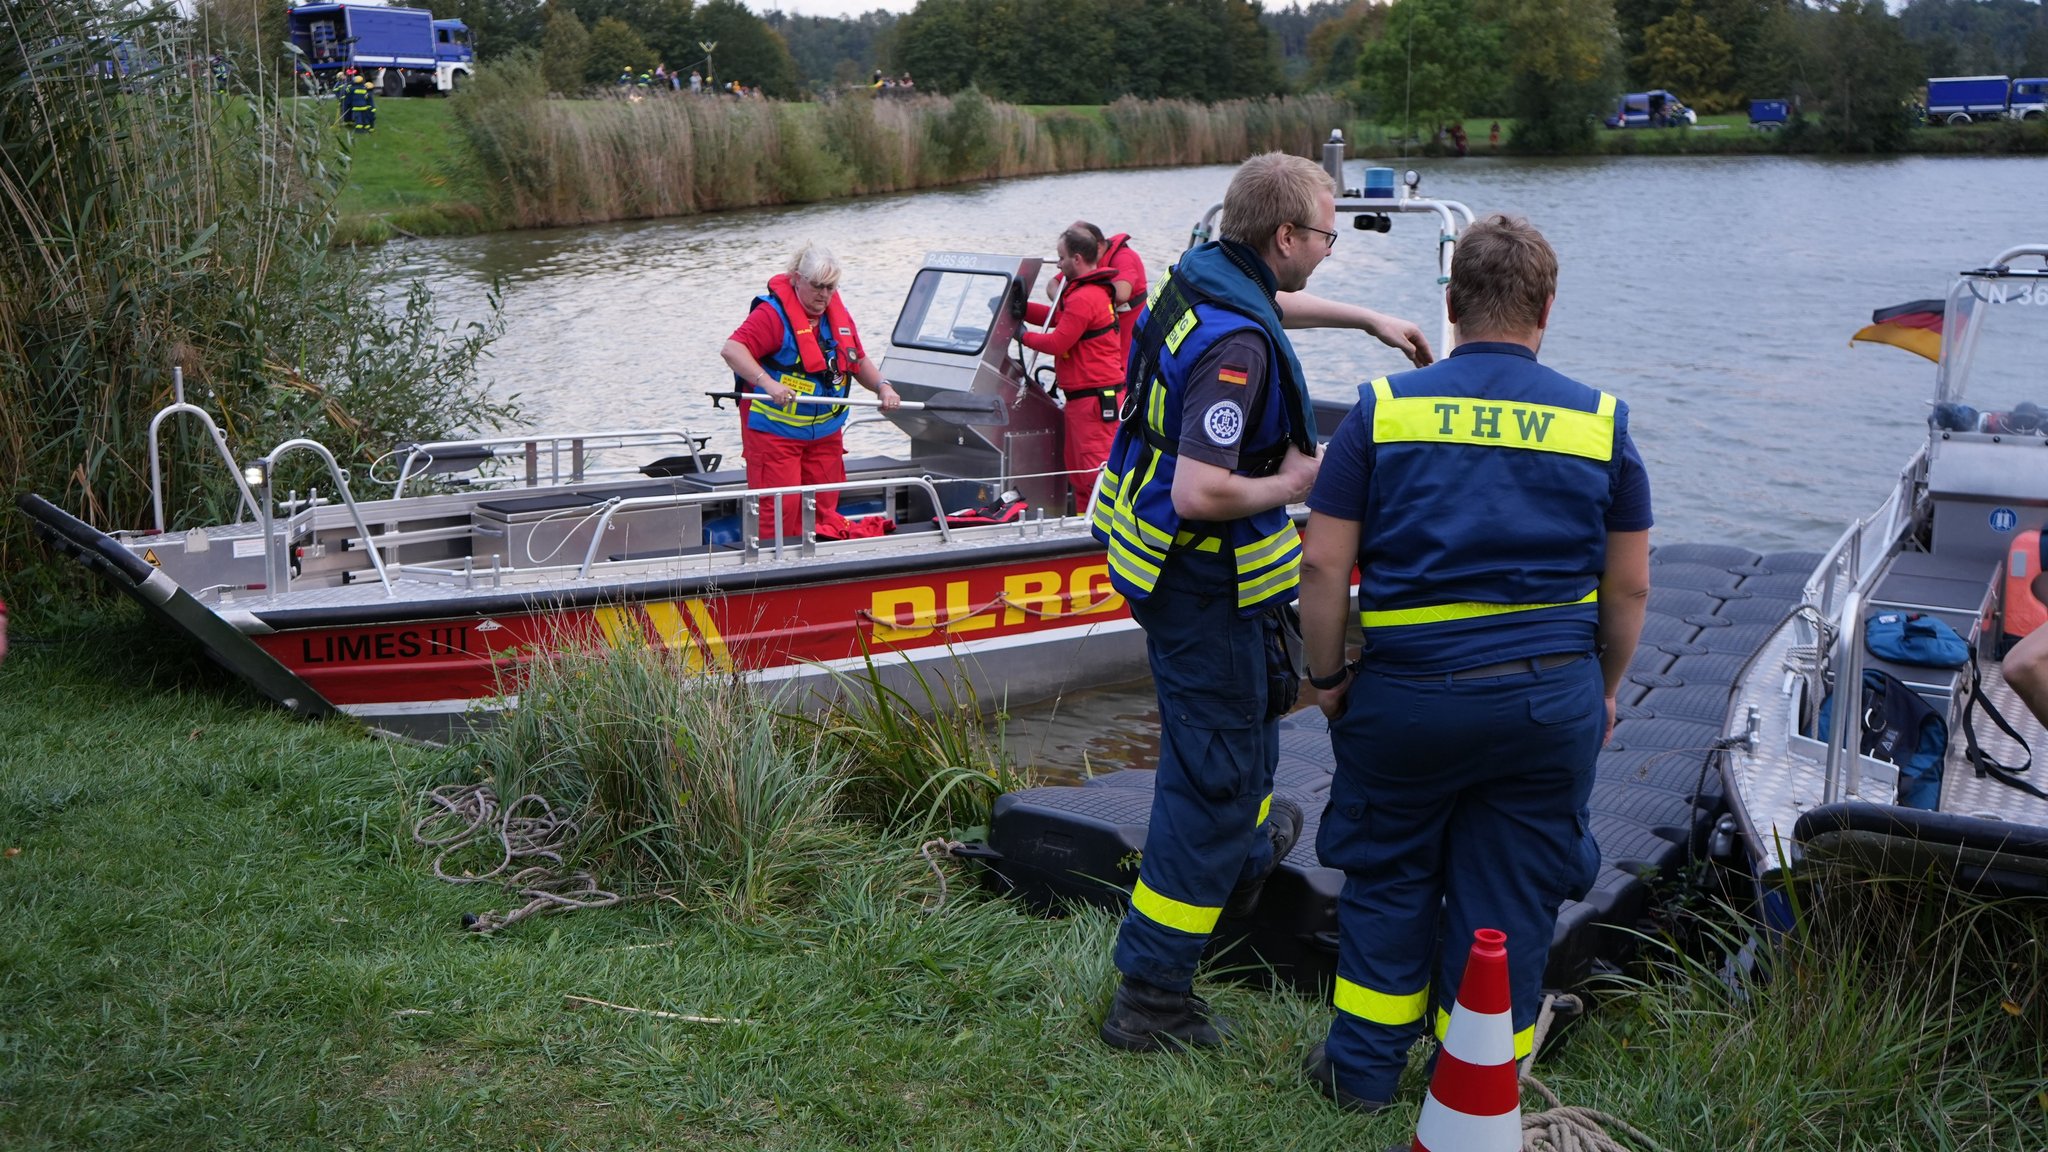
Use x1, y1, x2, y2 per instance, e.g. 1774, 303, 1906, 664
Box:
1376, 381, 1616, 463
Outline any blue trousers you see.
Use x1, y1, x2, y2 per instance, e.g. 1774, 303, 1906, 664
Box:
1319, 653, 1603, 1102
1111, 549, 1281, 992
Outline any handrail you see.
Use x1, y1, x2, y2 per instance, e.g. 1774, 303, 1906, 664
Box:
576, 475, 954, 578
389, 427, 714, 498
147, 367, 262, 532
253, 439, 396, 597
1822, 587, 1866, 804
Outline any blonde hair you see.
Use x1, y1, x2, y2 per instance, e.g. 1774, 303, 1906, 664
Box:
786, 242, 843, 288
1219, 152, 1334, 250
1447, 215, 1557, 337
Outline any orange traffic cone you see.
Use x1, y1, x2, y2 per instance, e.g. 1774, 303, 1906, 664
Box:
1412, 927, 1521, 1152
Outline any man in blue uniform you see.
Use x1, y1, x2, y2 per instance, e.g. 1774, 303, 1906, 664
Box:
1296, 214, 1653, 1109
1090, 152, 1431, 1052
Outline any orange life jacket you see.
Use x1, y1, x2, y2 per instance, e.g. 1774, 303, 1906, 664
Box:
2007, 529, 2047, 638
765, 273, 861, 376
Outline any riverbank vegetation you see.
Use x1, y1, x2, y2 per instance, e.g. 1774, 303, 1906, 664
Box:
4, 610, 2045, 1149
449, 59, 1345, 230
0, 4, 510, 590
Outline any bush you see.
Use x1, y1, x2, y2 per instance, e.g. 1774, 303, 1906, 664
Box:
0, 2, 511, 586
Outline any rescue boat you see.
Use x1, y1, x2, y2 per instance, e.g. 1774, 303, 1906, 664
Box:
1715, 243, 2048, 913
19, 141, 1470, 740
22, 251, 1149, 737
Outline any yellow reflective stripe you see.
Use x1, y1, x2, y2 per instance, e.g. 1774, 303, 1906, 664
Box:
1236, 556, 1301, 608
1130, 879, 1221, 935
1335, 977, 1428, 1026
1371, 391, 1615, 462
1360, 588, 1598, 629
1146, 375, 1166, 437
1234, 522, 1300, 574
1173, 529, 1223, 553
1256, 793, 1272, 826
1370, 377, 1392, 402
1107, 542, 1162, 591
1163, 309, 1199, 355
1433, 1009, 1535, 1059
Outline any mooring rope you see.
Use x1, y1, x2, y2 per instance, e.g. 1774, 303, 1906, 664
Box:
918, 838, 965, 913
1520, 1074, 1668, 1152
1511, 993, 1667, 1152
413, 782, 620, 933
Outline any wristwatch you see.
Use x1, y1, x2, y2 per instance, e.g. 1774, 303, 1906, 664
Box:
1308, 665, 1350, 691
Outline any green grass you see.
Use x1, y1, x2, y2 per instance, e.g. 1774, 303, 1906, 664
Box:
4, 605, 2046, 1149
324, 97, 495, 241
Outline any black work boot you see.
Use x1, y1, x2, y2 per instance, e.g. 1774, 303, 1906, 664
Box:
1098, 976, 1230, 1052
1222, 796, 1304, 921
1303, 1041, 1394, 1114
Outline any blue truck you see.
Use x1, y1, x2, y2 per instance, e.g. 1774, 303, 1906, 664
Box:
286, 3, 473, 97
1926, 75, 2048, 125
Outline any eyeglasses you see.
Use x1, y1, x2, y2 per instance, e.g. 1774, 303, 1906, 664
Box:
795, 275, 839, 293
1294, 222, 1338, 250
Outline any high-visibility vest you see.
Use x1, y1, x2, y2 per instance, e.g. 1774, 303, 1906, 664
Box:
1091, 263, 1312, 615
1350, 349, 1623, 667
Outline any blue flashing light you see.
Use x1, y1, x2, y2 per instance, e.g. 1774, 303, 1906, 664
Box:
1362, 166, 1396, 200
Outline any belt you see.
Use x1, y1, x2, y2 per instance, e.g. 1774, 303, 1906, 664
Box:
1370, 651, 1586, 682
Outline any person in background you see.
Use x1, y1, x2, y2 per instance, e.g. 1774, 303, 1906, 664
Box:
1046, 222, 1147, 359
1490, 120, 1502, 149
334, 66, 356, 125
1295, 214, 1652, 1111
1018, 227, 1124, 510
689, 69, 702, 94
350, 71, 375, 133
721, 243, 902, 541
619, 67, 635, 88
1089, 153, 1432, 1053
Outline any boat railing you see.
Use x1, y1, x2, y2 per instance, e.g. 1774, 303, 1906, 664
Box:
147, 367, 263, 533
249, 438, 396, 598
575, 476, 959, 577
1810, 447, 1924, 802
386, 428, 716, 499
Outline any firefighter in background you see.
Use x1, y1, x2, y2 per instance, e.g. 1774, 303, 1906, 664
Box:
334, 66, 356, 125
1295, 214, 1653, 1111
1018, 227, 1124, 511
350, 71, 376, 133
719, 243, 902, 541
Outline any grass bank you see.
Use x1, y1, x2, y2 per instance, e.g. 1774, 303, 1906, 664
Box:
4, 606, 2045, 1150
333, 86, 1348, 240
1347, 112, 2048, 159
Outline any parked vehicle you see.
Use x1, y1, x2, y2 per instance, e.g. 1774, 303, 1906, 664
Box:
285, 3, 472, 97
1748, 98, 1789, 131
1925, 75, 2048, 124
1605, 90, 1696, 129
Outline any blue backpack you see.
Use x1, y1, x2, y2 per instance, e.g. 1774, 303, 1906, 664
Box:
1865, 612, 1968, 669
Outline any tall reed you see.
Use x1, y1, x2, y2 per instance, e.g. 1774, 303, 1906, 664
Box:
0, 2, 511, 587
454, 54, 1349, 229
472, 638, 854, 914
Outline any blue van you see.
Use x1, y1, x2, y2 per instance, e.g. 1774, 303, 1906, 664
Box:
1748, 98, 1789, 130
1606, 90, 1697, 129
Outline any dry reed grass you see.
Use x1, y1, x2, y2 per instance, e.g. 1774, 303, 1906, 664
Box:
455, 58, 1348, 229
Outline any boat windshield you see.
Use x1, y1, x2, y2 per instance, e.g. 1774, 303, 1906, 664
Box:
892, 269, 1008, 355
1936, 270, 2048, 429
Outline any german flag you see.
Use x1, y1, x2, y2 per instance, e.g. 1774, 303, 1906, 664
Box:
1216, 362, 1250, 386
1851, 298, 1944, 363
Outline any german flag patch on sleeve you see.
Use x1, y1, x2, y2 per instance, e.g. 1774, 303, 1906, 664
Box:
1216, 363, 1250, 386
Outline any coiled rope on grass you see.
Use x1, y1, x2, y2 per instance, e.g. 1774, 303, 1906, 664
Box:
1520, 1075, 1667, 1152
1513, 992, 1667, 1152
413, 783, 620, 932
